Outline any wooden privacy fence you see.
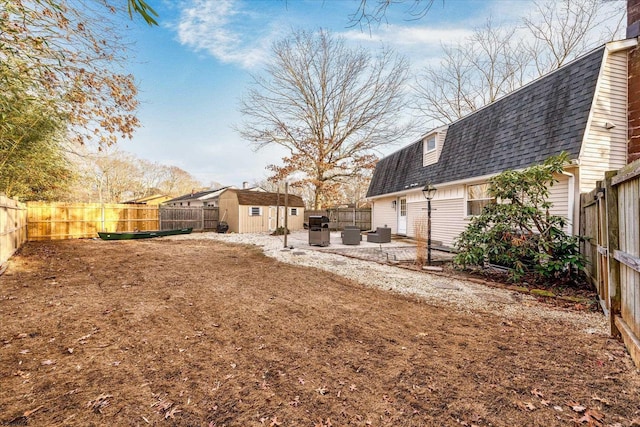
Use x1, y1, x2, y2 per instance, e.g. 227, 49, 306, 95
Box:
159, 206, 219, 231
305, 208, 371, 230
27, 202, 159, 240
0, 195, 27, 266
581, 163, 640, 368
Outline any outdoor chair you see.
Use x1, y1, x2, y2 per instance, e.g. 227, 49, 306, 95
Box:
367, 227, 391, 243
341, 226, 362, 245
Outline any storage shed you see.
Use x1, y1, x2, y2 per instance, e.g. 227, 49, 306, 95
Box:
218, 189, 305, 233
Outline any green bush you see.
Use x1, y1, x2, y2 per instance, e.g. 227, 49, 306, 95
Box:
453, 153, 586, 285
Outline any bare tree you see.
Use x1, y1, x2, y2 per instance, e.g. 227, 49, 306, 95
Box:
524, 0, 625, 74
67, 149, 203, 202
413, 19, 532, 125
348, 0, 437, 28
412, 0, 625, 126
238, 29, 409, 209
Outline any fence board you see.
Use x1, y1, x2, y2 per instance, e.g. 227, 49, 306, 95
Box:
159, 206, 219, 231
304, 208, 371, 230
0, 196, 27, 265
27, 202, 159, 240
581, 164, 640, 367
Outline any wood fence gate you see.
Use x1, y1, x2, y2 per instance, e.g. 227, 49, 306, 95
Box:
581, 166, 640, 367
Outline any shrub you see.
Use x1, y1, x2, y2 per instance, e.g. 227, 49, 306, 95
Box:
453, 153, 586, 285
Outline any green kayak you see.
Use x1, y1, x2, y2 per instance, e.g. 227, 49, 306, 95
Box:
98, 228, 193, 240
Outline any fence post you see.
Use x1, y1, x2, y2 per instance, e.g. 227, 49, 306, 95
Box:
604, 170, 621, 337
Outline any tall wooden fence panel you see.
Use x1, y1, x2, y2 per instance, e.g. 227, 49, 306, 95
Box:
27, 202, 159, 240
0, 196, 27, 265
305, 208, 371, 230
582, 163, 640, 368
610, 167, 640, 366
159, 206, 219, 231
580, 187, 609, 314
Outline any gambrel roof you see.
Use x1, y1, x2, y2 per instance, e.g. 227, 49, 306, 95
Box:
227, 189, 305, 208
367, 46, 606, 197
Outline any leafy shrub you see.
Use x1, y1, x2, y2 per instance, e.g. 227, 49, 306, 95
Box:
453, 153, 586, 285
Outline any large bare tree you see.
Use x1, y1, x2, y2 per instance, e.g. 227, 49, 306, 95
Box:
238, 29, 409, 209
412, 0, 625, 126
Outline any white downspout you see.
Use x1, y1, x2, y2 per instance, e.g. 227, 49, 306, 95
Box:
561, 170, 576, 235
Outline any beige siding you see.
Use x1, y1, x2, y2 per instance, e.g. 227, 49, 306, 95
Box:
218, 193, 240, 233
238, 205, 269, 233
218, 192, 304, 233
371, 197, 399, 234
580, 49, 628, 193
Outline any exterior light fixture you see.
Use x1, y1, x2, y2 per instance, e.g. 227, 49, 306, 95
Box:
421, 183, 437, 265
422, 183, 437, 201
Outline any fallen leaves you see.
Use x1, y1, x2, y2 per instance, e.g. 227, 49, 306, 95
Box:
568, 401, 587, 413
574, 408, 605, 426
87, 394, 112, 414
151, 397, 181, 420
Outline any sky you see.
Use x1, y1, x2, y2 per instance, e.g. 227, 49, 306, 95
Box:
117, 0, 621, 189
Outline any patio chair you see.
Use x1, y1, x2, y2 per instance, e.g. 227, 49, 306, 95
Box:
367, 227, 391, 243
341, 226, 362, 245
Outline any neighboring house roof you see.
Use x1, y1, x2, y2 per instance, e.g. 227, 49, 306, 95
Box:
367, 46, 605, 198
227, 189, 305, 208
124, 194, 171, 204
165, 187, 232, 203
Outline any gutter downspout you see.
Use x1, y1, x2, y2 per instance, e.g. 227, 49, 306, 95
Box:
561, 170, 576, 235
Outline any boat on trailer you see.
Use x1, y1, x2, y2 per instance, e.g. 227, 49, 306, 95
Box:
97, 228, 193, 240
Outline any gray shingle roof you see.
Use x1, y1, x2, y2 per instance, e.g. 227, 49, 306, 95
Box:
367, 46, 605, 198
230, 189, 305, 208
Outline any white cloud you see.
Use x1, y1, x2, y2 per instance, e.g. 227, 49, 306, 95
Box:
175, 0, 274, 69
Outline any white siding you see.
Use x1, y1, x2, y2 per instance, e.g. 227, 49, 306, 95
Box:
407, 197, 468, 248
548, 173, 569, 220
580, 49, 628, 193
371, 197, 399, 233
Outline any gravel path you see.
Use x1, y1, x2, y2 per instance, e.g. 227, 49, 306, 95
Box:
173, 230, 607, 335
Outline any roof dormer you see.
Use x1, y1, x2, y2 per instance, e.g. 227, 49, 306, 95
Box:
422, 126, 448, 167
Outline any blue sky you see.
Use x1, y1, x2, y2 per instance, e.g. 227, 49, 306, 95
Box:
118, 0, 618, 188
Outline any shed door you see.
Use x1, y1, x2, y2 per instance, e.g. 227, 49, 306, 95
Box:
397, 197, 407, 235
268, 206, 276, 231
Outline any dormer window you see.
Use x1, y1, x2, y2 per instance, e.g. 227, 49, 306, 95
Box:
425, 135, 436, 152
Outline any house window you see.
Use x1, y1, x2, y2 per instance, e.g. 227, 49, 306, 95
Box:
425, 136, 436, 153
466, 183, 494, 216
290, 208, 298, 216
249, 206, 262, 216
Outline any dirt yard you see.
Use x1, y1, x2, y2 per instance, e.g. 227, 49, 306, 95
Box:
1, 238, 639, 426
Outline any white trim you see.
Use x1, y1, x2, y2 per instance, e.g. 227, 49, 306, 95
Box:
605, 38, 637, 53
424, 135, 436, 153
249, 206, 262, 216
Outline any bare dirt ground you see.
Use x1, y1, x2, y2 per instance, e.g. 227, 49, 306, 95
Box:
1, 238, 639, 426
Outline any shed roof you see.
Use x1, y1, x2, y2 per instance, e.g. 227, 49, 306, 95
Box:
165, 187, 231, 203
367, 46, 605, 197
228, 189, 305, 208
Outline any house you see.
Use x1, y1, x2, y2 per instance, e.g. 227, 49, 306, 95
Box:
367, 38, 638, 249
164, 187, 234, 207
123, 193, 171, 205
218, 189, 305, 233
